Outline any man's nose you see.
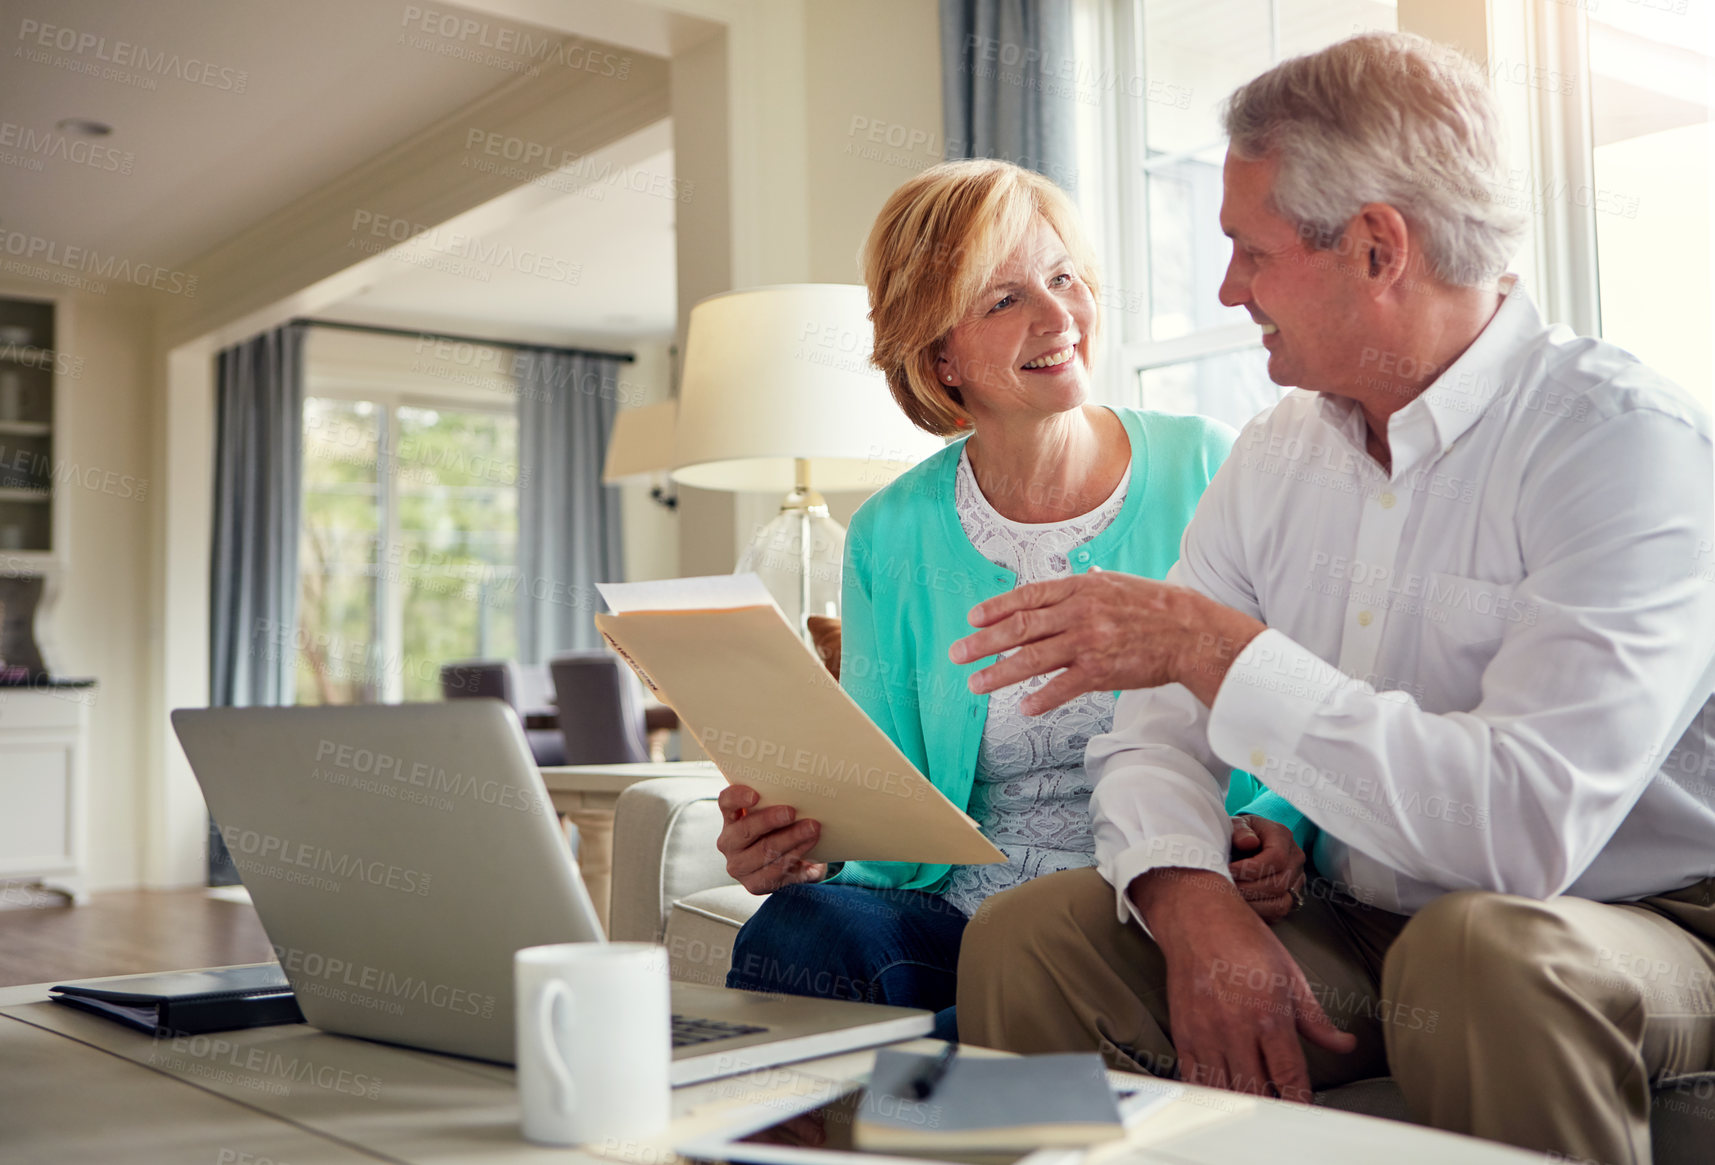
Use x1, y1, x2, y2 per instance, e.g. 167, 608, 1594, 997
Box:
1218, 255, 1247, 308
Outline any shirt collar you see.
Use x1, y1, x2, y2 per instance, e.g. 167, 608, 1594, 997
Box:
1314, 276, 1545, 479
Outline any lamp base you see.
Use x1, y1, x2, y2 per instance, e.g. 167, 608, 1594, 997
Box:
737, 494, 845, 645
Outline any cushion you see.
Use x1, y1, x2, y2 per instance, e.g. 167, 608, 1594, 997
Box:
665, 885, 767, 985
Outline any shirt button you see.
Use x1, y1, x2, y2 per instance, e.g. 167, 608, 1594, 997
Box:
1357, 610, 1374, 627
1075, 551, 1090, 563
1249, 748, 1267, 769
1379, 492, 1396, 509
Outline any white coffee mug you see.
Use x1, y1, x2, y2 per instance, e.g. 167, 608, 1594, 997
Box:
515, 942, 671, 1146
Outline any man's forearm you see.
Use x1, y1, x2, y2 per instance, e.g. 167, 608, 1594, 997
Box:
1128, 866, 1247, 935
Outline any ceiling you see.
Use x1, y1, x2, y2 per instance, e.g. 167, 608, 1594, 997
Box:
0, 0, 678, 339
319, 119, 678, 343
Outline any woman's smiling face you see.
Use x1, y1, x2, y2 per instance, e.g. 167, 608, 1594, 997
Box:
936, 216, 1097, 424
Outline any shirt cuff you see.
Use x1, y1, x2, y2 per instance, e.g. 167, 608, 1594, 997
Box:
1104, 834, 1233, 936
1207, 629, 1352, 785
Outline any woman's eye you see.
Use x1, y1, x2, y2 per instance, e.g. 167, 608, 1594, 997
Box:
988, 294, 1014, 313
1051, 272, 1074, 288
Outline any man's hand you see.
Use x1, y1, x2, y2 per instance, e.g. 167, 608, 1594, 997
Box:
1131, 869, 1353, 1101
948, 572, 1265, 713
715, 785, 828, 894
1229, 815, 1307, 924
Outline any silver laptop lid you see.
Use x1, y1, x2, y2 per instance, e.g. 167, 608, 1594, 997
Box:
171, 701, 603, 1063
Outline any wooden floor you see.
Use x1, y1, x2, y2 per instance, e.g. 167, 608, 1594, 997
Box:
0, 886, 274, 987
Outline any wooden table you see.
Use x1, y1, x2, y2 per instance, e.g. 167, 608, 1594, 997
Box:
539, 761, 718, 934
0, 975, 1543, 1165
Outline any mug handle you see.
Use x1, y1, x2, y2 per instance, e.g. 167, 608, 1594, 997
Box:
535, 980, 577, 1116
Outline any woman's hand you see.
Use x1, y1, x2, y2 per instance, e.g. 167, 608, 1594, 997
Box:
1228, 815, 1307, 924
716, 785, 829, 894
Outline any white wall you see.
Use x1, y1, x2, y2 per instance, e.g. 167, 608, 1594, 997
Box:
0, 289, 157, 891
668, 0, 944, 571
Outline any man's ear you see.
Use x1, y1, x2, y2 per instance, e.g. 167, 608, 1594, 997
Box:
1351, 202, 1411, 296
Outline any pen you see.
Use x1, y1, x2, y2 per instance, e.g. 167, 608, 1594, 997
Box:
908, 1045, 958, 1100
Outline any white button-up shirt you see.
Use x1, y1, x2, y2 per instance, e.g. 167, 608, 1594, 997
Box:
1091, 280, 1715, 921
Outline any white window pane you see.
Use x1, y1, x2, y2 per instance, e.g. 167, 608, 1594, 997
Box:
394, 404, 520, 702
1139, 345, 1284, 432
1590, 12, 1713, 416
298, 397, 382, 705
1146, 157, 1251, 340
1276, 0, 1396, 61
1142, 0, 1273, 156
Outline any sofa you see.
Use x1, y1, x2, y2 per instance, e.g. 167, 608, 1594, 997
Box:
608, 774, 1715, 1161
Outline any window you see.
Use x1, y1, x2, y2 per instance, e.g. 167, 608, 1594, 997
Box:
1588, 3, 1713, 415
297, 396, 519, 704
1085, 0, 1399, 431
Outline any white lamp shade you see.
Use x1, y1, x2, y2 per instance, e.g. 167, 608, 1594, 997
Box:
670, 284, 943, 492
602, 401, 678, 482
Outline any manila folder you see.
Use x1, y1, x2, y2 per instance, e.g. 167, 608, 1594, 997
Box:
595, 605, 1004, 866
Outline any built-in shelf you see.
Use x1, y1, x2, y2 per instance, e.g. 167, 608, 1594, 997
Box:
0, 489, 50, 504
0, 422, 50, 437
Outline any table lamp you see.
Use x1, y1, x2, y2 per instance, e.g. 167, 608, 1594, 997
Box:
671, 285, 943, 640
602, 400, 679, 509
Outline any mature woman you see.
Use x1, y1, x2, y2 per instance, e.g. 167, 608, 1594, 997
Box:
716, 160, 1309, 1040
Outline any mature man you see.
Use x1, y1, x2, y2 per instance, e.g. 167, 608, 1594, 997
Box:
950, 31, 1715, 1165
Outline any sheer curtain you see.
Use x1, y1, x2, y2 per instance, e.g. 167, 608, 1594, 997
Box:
941, 0, 1079, 193
514, 350, 625, 663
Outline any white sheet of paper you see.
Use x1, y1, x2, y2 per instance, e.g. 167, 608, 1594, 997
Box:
596, 574, 780, 615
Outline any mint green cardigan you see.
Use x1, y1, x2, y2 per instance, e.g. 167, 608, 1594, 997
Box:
833, 407, 1311, 892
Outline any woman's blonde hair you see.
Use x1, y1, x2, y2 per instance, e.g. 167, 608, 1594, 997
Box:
861, 160, 1101, 437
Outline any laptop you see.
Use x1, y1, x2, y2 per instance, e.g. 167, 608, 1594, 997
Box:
171, 701, 932, 1085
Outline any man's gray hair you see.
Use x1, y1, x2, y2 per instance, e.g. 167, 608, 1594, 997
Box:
1222, 32, 1528, 287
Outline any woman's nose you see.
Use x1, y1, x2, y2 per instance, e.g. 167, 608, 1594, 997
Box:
1033, 292, 1076, 334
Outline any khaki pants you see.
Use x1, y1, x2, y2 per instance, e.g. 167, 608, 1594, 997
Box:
958, 867, 1715, 1165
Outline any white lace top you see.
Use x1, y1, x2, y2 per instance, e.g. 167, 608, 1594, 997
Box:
938, 448, 1130, 918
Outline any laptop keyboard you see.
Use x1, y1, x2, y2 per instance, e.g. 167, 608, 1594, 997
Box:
671, 1013, 769, 1049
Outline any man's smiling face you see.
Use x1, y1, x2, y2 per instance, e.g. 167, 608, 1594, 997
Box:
1217, 149, 1371, 398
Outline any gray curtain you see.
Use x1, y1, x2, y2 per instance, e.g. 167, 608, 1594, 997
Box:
210, 323, 305, 708
941, 0, 1078, 194
208, 323, 304, 884
515, 351, 625, 663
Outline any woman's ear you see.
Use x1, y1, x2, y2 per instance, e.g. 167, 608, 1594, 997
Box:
935, 350, 959, 387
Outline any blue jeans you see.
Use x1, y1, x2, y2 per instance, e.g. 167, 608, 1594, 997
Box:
726, 882, 968, 1043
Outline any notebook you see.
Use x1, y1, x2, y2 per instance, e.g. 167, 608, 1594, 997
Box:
49, 963, 305, 1036
853, 1050, 1126, 1152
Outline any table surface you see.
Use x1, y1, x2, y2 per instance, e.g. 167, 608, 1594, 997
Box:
0, 974, 1542, 1165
